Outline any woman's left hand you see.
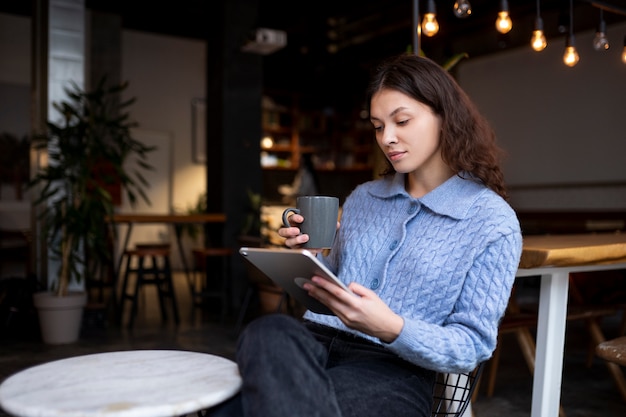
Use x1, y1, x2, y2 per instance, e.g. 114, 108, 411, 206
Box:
303, 276, 404, 343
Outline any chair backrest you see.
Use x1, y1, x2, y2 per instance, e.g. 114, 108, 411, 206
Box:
431, 363, 484, 417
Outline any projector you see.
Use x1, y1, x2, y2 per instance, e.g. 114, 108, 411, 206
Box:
241, 28, 287, 55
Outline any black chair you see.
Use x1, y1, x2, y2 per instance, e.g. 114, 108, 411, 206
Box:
431, 363, 484, 417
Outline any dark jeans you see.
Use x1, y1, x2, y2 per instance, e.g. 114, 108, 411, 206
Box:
206, 314, 435, 417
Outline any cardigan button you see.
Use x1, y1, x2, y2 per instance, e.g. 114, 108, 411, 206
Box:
370, 279, 380, 289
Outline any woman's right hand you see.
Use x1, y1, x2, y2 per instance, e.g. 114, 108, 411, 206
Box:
278, 213, 308, 248
279, 214, 340, 251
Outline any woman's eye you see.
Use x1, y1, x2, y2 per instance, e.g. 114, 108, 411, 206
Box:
397, 119, 409, 126
372, 125, 383, 132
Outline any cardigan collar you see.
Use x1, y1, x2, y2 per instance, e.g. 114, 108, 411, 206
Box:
367, 172, 488, 220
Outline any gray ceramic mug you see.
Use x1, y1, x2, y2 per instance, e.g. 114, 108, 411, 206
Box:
282, 196, 339, 249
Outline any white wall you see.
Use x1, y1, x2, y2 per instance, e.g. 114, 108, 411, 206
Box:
458, 21, 626, 210
121, 29, 207, 214
116, 30, 207, 259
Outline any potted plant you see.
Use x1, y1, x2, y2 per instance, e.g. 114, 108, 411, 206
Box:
29, 78, 153, 344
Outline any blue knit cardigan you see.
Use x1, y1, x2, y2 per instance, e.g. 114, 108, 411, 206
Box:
303, 172, 523, 373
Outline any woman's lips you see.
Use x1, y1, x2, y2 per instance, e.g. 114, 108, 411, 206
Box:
387, 151, 405, 162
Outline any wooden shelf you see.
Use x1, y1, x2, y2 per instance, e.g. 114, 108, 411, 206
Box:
263, 144, 292, 152
261, 91, 374, 172
262, 126, 292, 135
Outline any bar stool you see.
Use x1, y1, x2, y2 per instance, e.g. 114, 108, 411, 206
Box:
119, 243, 180, 328
191, 247, 233, 322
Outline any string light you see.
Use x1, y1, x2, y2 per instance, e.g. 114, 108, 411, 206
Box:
563, 0, 579, 67
412, 0, 626, 65
531, 0, 547, 51
453, 0, 472, 19
496, 0, 512, 34
592, 9, 610, 51
563, 36, 579, 67
422, 0, 439, 37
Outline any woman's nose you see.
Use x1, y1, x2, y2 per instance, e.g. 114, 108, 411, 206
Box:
381, 128, 398, 145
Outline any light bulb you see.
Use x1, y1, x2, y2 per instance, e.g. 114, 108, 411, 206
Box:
563, 46, 579, 66
496, 12, 512, 34
593, 32, 610, 51
563, 0, 578, 67
496, 0, 512, 34
532, 30, 547, 51
422, 14, 439, 37
453, 0, 472, 19
261, 136, 274, 149
422, 0, 439, 37
622, 36, 626, 64
563, 35, 579, 67
531, 17, 547, 51
593, 19, 609, 51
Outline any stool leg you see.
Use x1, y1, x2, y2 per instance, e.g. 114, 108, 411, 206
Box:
107, 264, 121, 325
152, 255, 169, 322
163, 255, 180, 324
193, 267, 202, 306
119, 253, 133, 326
128, 255, 146, 329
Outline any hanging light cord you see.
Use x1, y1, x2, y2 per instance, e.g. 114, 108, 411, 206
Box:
536, 0, 541, 18
569, 0, 574, 38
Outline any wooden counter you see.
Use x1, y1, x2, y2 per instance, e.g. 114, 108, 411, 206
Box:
520, 233, 626, 268
112, 213, 226, 224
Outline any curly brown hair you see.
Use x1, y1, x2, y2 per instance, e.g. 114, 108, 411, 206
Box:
366, 54, 508, 200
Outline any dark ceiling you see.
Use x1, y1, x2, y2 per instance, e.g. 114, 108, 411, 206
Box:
254, 0, 626, 101
2, 0, 625, 103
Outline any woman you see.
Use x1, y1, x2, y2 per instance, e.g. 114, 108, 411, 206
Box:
212, 54, 522, 417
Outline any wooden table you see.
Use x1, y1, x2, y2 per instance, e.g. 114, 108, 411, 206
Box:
111, 213, 226, 294
0, 350, 241, 417
516, 232, 626, 417
520, 233, 626, 269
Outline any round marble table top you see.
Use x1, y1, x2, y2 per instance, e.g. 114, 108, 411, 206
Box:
0, 350, 242, 417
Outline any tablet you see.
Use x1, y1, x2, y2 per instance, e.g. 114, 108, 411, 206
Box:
238, 247, 353, 315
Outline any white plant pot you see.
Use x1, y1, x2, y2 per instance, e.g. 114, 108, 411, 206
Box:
32, 291, 87, 344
